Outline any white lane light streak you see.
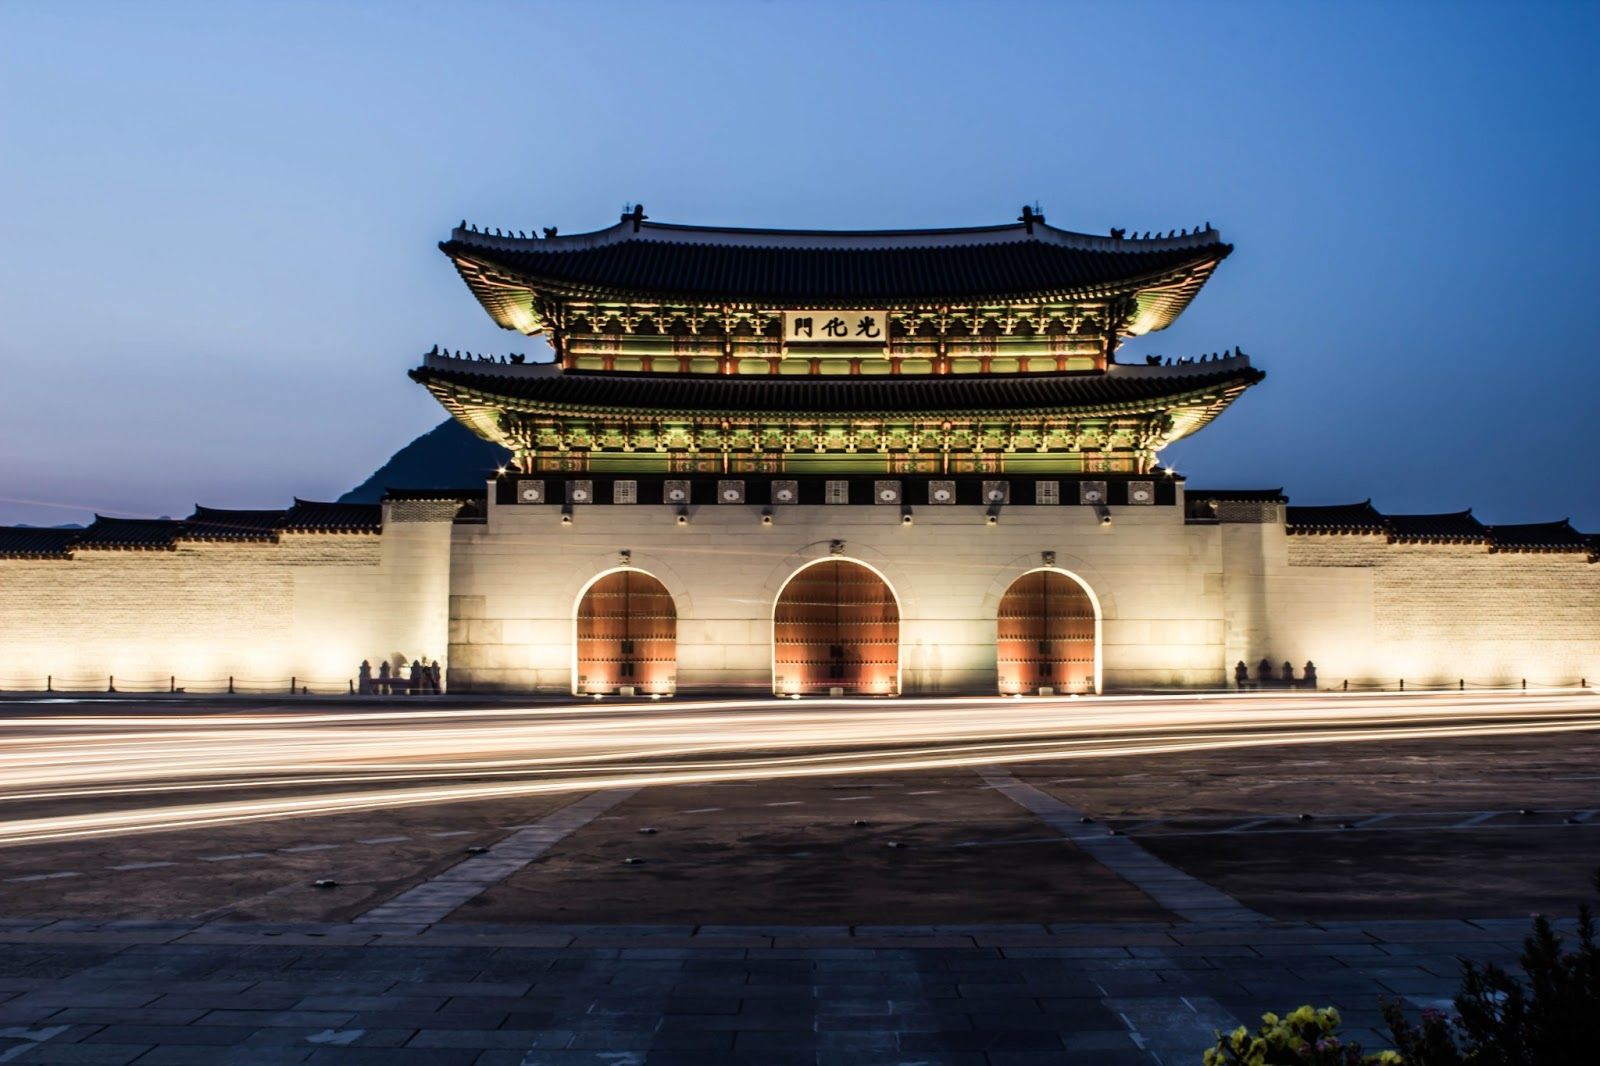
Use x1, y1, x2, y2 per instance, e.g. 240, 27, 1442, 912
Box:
0, 693, 1595, 847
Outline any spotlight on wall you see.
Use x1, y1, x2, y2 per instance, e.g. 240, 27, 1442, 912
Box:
675, 507, 689, 526
560, 505, 573, 526
1100, 512, 1112, 527
761, 507, 773, 526
1094, 502, 1112, 527
901, 505, 914, 526
985, 508, 999, 527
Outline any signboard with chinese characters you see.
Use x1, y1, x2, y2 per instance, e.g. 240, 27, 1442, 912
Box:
781, 310, 889, 352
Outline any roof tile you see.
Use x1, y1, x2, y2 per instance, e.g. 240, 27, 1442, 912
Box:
0, 527, 79, 558
411, 362, 1264, 417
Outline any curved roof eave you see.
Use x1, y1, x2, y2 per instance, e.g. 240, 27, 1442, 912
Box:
447, 249, 1229, 330
410, 365, 1262, 440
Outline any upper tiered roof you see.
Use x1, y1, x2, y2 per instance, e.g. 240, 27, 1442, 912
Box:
443, 206, 1231, 335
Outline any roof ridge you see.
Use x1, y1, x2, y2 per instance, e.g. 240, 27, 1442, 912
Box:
447, 217, 1227, 255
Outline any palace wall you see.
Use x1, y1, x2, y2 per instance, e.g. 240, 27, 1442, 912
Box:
446, 493, 1230, 694
3, 493, 1594, 697
0, 502, 453, 692
1212, 522, 1600, 688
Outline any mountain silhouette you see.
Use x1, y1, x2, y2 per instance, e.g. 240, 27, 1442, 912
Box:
340, 419, 510, 503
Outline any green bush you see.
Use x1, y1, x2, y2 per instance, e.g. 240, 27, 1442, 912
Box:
1381, 869, 1600, 1065
1206, 868, 1600, 1065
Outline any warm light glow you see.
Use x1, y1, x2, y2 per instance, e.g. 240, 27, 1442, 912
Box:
0, 691, 1594, 847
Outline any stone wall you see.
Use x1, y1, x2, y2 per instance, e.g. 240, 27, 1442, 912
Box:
446, 491, 1229, 695
1267, 534, 1600, 687
1207, 520, 1600, 688
5, 490, 1592, 698
0, 503, 453, 693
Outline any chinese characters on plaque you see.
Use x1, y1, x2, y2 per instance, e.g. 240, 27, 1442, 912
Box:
781, 310, 889, 353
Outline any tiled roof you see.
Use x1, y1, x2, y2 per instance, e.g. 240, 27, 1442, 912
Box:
1487, 520, 1590, 553
181, 505, 287, 541
1384, 510, 1488, 543
0, 501, 383, 560
283, 499, 381, 533
448, 236, 1227, 306
76, 516, 187, 550
1285, 500, 1387, 534
0, 527, 80, 558
444, 212, 1230, 334
411, 361, 1264, 418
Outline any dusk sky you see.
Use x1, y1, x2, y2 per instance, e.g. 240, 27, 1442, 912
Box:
2, 1, 1596, 529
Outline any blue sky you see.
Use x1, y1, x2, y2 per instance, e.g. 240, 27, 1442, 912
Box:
2, 1, 1596, 527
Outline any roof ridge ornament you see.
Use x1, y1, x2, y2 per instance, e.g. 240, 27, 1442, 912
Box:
1017, 203, 1044, 233
623, 203, 647, 232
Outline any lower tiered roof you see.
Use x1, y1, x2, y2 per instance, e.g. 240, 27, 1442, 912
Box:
413, 361, 1262, 417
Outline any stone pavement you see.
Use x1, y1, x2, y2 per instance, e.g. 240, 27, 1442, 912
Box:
0, 916, 1538, 1065
355, 790, 638, 926
979, 768, 1266, 925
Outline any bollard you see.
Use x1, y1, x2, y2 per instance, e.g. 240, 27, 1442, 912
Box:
1343, 679, 1348, 692
108, 675, 115, 693
170, 675, 175, 693
290, 676, 296, 694
46, 675, 51, 693
1522, 678, 1527, 691
228, 675, 234, 694
1399, 679, 1405, 692
1460, 679, 1464, 690
348, 679, 354, 695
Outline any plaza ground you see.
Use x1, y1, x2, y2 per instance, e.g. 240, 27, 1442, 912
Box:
0, 694, 1596, 1062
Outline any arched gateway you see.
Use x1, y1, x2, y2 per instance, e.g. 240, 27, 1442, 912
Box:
573, 569, 677, 695
773, 560, 900, 696
996, 569, 1100, 695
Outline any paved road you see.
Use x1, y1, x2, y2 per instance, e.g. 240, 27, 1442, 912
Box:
1, 691, 1597, 846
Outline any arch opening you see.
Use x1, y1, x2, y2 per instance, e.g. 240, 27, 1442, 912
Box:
996, 568, 1100, 695
773, 559, 900, 696
574, 569, 677, 695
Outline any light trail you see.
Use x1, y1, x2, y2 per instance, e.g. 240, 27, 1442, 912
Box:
0, 691, 1595, 846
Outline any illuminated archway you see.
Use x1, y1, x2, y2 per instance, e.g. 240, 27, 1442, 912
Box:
996, 568, 1101, 695
573, 568, 677, 695
772, 558, 900, 696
